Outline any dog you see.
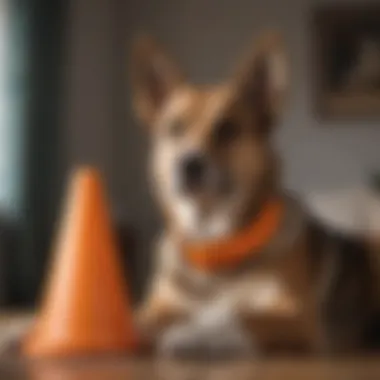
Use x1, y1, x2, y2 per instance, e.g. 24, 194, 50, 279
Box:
131, 32, 380, 358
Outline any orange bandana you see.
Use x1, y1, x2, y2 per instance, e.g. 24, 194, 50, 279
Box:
183, 199, 284, 272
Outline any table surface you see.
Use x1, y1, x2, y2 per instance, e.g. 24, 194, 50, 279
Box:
1, 313, 380, 380
2, 356, 380, 380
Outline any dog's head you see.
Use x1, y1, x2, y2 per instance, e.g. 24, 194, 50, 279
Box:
131, 33, 288, 239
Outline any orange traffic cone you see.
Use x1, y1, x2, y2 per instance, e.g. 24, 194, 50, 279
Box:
22, 167, 137, 358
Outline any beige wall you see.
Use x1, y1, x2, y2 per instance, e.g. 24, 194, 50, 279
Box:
63, 0, 380, 295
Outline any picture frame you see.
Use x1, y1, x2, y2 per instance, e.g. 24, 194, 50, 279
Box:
313, 5, 380, 120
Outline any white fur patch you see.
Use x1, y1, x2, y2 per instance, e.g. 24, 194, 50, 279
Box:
174, 196, 234, 240
158, 300, 254, 358
174, 197, 198, 236
225, 275, 299, 317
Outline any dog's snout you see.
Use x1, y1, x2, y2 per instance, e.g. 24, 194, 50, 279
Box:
181, 154, 205, 187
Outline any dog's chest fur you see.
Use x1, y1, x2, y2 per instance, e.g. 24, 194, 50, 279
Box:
152, 196, 308, 318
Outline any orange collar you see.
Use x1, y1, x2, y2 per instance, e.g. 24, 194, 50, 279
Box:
183, 198, 284, 272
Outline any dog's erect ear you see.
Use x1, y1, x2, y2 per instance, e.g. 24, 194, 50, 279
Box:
232, 32, 288, 135
131, 35, 185, 126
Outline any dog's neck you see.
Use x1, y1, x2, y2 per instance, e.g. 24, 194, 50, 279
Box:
170, 182, 278, 243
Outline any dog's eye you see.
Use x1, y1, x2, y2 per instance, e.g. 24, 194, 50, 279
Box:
213, 119, 239, 144
169, 120, 185, 138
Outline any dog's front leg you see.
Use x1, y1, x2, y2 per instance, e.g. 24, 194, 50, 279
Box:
134, 275, 194, 350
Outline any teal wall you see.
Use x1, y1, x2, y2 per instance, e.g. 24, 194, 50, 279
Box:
3, 0, 67, 306
0, 0, 28, 220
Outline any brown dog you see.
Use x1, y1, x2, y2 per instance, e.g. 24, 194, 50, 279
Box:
131, 32, 380, 358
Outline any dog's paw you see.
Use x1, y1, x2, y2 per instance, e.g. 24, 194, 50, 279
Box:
157, 318, 255, 359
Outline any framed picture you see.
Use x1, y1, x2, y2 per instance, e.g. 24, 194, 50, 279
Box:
313, 5, 380, 120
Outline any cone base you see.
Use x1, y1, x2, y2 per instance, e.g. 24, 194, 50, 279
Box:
23, 333, 137, 359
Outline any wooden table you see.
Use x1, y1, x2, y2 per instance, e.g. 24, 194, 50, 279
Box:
1, 356, 380, 380
1, 314, 380, 379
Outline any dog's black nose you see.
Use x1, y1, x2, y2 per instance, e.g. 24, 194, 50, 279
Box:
181, 154, 205, 188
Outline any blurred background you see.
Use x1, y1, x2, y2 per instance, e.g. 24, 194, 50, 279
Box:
0, 0, 380, 308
